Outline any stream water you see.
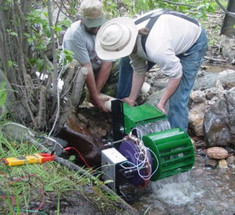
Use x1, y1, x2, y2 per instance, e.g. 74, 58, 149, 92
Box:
130, 155, 235, 215
128, 120, 235, 215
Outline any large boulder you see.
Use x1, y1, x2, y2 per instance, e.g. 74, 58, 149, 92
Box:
203, 88, 235, 149
189, 82, 224, 136
220, 35, 235, 64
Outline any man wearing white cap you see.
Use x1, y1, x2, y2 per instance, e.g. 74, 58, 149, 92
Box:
62, 0, 117, 112
95, 9, 207, 131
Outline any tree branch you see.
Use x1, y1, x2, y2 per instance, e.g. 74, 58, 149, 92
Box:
160, 0, 197, 8
214, 0, 235, 18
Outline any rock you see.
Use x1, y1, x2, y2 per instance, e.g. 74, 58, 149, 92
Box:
193, 70, 218, 90
146, 89, 164, 106
218, 159, 228, 168
193, 168, 204, 177
227, 155, 235, 166
196, 149, 207, 157
220, 35, 235, 64
203, 88, 235, 149
206, 147, 229, 159
193, 69, 235, 90
189, 103, 208, 136
205, 158, 218, 168
195, 139, 206, 149
190, 90, 206, 103
218, 69, 235, 89
207, 96, 219, 105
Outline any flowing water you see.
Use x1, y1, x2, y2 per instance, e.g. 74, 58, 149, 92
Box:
129, 120, 235, 215
135, 120, 171, 137
131, 156, 235, 215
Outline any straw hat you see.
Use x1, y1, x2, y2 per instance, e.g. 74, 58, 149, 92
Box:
95, 17, 138, 60
80, 0, 105, 28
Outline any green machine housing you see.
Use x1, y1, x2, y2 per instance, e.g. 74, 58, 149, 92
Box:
123, 102, 167, 134
111, 100, 195, 181
143, 128, 195, 181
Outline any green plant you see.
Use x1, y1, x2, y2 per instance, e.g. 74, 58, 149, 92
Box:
0, 124, 125, 214
0, 82, 6, 108
56, 194, 60, 215
103, 0, 219, 19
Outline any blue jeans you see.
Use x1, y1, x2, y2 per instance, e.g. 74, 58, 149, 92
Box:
116, 56, 133, 99
117, 28, 207, 131
117, 57, 155, 99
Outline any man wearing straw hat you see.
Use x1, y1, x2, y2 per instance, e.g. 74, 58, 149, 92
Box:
95, 9, 207, 131
62, 0, 118, 112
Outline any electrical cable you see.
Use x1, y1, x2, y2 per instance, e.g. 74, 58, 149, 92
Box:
133, 128, 160, 179
1, 122, 64, 155
64, 147, 91, 169
119, 128, 159, 181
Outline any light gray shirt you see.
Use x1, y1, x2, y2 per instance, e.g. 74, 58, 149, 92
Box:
62, 20, 102, 70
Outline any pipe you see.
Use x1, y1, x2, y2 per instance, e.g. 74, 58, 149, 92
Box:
100, 82, 151, 112
99, 94, 116, 112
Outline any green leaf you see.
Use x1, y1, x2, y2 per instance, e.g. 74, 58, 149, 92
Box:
103, 179, 113, 184
53, 26, 62, 33
0, 92, 6, 107
0, 82, 6, 107
45, 185, 54, 192
8, 61, 13, 67
7, 29, 18, 37
69, 155, 76, 161
58, 19, 72, 28
27, 37, 34, 43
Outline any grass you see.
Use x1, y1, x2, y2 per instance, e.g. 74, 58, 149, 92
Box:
0, 121, 126, 214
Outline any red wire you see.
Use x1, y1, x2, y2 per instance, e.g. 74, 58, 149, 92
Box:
64, 147, 91, 168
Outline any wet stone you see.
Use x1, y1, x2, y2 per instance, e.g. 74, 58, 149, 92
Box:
205, 158, 218, 168
218, 159, 228, 168
206, 147, 229, 160
192, 168, 204, 177
227, 155, 235, 167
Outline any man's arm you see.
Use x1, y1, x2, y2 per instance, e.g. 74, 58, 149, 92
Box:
82, 62, 109, 112
123, 71, 145, 106
157, 77, 181, 113
95, 61, 112, 93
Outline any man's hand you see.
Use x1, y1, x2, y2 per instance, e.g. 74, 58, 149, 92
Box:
90, 94, 110, 112
156, 102, 167, 114
156, 77, 182, 115
122, 97, 135, 106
